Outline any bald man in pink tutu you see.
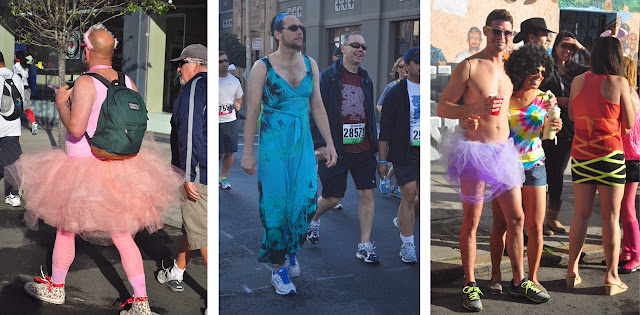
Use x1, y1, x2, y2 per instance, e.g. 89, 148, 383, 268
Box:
8, 24, 184, 315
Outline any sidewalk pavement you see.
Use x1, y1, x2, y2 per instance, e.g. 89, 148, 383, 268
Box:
431, 160, 609, 283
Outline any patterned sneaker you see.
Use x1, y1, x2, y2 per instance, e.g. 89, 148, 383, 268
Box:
285, 252, 300, 277
306, 222, 319, 245
356, 242, 380, 264
24, 268, 65, 304
120, 296, 152, 315
508, 279, 550, 303
332, 203, 343, 210
380, 178, 391, 195
391, 186, 402, 198
31, 122, 38, 135
271, 267, 296, 295
5, 193, 20, 207
400, 243, 418, 263
156, 262, 184, 292
219, 178, 231, 190
462, 282, 483, 312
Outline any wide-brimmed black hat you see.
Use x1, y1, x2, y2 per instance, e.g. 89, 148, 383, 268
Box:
513, 18, 555, 43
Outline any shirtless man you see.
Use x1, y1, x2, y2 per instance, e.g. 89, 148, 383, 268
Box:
436, 9, 527, 312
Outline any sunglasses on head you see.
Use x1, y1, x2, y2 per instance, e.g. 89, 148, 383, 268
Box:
486, 26, 513, 38
218, 59, 228, 64
530, 68, 546, 77
559, 43, 576, 51
346, 42, 367, 50
277, 25, 305, 32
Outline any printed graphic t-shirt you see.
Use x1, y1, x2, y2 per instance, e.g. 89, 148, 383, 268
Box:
407, 79, 420, 146
340, 67, 371, 153
219, 74, 244, 123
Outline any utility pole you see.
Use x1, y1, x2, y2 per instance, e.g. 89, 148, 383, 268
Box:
245, 0, 252, 80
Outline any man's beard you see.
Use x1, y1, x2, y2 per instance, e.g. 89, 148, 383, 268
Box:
281, 38, 302, 50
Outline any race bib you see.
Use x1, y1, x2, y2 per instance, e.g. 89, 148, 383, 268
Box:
410, 125, 420, 146
219, 103, 233, 116
343, 123, 365, 144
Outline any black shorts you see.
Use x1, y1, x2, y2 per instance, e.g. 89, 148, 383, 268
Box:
319, 149, 377, 198
393, 146, 420, 186
626, 160, 640, 183
219, 120, 238, 153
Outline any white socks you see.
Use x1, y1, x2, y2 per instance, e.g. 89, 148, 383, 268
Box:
171, 260, 185, 281
310, 220, 320, 227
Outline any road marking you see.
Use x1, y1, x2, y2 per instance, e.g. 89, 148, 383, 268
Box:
316, 274, 355, 281
240, 245, 255, 255
385, 267, 413, 272
220, 230, 234, 239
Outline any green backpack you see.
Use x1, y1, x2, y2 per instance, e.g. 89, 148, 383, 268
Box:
84, 72, 148, 160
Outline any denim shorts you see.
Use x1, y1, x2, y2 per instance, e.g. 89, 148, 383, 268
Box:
523, 163, 547, 187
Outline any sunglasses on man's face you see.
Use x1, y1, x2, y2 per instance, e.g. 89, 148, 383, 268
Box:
486, 26, 513, 38
179, 60, 202, 68
346, 42, 367, 51
278, 25, 305, 32
530, 68, 546, 77
218, 59, 229, 64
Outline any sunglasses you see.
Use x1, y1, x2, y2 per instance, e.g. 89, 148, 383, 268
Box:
218, 59, 229, 64
397, 64, 405, 69
530, 68, 546, 77
346, 42, 367, 50
486, 26, 513, 38
277, 25, 305, 32
559, 43, 576, 51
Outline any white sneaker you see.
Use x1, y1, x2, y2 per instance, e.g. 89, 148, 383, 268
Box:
31, 122, 38, 135
284, 252, 300, 277
271, 267, 296, 295
400, 243, 418, 263
332, 203, 343, 210
5, 193, 20, 207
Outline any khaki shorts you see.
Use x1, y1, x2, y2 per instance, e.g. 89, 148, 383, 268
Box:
182, 183, 207, 250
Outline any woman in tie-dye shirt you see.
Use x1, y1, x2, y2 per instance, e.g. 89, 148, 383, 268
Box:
488, 43, 562, 297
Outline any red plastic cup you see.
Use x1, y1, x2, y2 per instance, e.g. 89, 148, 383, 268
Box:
488, 94, 503, 116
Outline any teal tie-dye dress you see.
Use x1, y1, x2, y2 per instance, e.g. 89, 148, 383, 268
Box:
257, 55, 317, 264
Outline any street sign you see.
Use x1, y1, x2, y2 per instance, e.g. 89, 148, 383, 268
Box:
252, 38, 263, 50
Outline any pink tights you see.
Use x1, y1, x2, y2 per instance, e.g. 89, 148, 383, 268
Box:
50, 229, 147, 297
620, 182, 640, 267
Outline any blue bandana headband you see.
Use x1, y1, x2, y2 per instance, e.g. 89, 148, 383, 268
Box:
273, 12, 292, 33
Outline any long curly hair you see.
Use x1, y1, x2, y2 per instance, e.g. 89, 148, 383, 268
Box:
506, 43, 554, 91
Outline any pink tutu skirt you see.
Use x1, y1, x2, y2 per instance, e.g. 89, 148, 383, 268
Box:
439, 127, 525, 205
5, 133, 185, 245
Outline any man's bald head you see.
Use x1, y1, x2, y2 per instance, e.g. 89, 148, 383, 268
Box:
83, 24, 118, 57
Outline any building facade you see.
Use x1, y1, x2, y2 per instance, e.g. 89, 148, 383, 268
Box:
227, 0, 420, 108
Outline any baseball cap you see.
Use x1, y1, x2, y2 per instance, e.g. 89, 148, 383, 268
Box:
170, 44, 207, 61
229, 64, 236, 70
333, 47, 343, 58
404, 47, 420, 63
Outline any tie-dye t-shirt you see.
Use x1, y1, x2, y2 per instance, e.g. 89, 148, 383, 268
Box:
508, 90, 549, 170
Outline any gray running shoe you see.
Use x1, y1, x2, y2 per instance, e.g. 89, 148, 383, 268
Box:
156, 263, 184, 292
356, 242, 380, 264
508, 279, 550, 303
399, 243, 417, 263
306, 222, 319, 245
462, 283, 483, 312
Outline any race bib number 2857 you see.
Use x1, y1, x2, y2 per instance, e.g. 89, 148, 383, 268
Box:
343, 123, 365, 144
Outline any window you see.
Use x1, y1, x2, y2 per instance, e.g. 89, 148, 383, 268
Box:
327, 25, 362, 65
394, 19, 419, 60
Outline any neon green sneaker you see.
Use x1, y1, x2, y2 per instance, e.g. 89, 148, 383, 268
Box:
462, 282, 483, 312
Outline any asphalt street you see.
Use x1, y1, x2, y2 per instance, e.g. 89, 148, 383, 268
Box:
0, 124, 207, 314
219, 132, 421, 314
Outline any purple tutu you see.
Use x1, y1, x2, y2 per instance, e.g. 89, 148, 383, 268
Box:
439, 128, 525, 204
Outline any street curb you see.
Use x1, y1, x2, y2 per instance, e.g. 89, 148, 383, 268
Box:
431, 244, 605, 283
